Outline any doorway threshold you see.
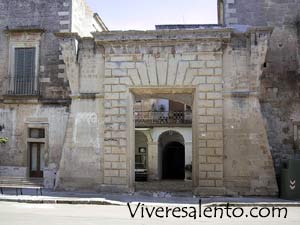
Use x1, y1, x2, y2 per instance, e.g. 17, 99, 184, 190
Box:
135, 180, 193, 195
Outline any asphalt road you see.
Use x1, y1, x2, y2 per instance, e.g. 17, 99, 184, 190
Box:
0, 202, 300, 225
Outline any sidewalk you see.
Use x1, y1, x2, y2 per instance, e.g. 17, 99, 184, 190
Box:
1, 189, 300, 207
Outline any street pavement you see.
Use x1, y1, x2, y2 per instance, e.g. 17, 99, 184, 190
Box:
1, 188, 300, 206
0, 201, 300, 225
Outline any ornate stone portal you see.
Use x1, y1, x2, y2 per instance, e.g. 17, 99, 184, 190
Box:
55, 28, 278, 196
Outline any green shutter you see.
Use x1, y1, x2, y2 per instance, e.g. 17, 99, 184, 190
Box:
14, 48, 36, 94
15, 48, 35, 79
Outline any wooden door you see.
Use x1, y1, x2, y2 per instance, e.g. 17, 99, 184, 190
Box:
29, 143, 44, 178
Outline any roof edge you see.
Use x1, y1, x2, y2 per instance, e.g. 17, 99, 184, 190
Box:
93, 13, 109, 32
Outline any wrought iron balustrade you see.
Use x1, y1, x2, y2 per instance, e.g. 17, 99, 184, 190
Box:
135, 111, 192, 127
6, 76, 39, 96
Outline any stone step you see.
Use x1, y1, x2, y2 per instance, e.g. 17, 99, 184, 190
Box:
135, 180, 193, 193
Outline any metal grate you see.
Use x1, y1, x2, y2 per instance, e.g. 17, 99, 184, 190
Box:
135, 111, 192, 127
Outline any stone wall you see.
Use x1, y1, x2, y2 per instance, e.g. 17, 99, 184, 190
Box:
99, 30, 227, 195
222, 0, 300, 176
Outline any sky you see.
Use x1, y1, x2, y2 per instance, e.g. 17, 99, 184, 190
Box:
85, 0, 218, 30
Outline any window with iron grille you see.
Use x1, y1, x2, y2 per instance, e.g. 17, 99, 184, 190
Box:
8, 47, 39, 95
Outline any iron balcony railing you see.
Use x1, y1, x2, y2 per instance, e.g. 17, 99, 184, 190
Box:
135, 111, 192, 127
6, 76, 39, 96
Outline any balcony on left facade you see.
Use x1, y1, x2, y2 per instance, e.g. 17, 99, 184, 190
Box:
6, 76, 39, 96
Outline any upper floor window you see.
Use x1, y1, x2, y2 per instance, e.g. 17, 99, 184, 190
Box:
7, 30, 41, 96
15, 47, 36, 92
15, 47, 36, 80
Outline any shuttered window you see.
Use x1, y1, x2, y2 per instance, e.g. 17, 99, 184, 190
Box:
15, 47, 36, 79
12, 47, 37, 95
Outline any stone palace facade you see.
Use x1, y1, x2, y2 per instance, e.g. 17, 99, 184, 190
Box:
0, 0, 299, 196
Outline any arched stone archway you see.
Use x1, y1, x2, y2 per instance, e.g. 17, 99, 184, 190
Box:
158, 130, 186, 180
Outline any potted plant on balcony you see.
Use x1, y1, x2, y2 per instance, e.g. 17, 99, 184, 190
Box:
185, 163, 192, 180
158, 104, 168, 123
159, 104, 165, 112
151, 103, 159, 123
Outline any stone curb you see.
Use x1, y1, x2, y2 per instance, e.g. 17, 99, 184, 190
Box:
206, 202, 300, 208
1, 197, 300, 207
0, 198, 122, 206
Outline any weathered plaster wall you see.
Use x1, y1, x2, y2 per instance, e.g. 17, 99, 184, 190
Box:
0, 0, 72, 188
223, 0, 300, 176
222, 28, 278, 196
55, 97, 104, 191
223, 96, 278, 195
0, 104, 68, 188
55, 37, 105, 191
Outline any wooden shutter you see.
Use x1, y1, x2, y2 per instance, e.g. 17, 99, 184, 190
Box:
14, 48, 36, 94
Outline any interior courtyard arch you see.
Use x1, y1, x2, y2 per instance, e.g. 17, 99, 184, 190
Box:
158, 130, 186, 180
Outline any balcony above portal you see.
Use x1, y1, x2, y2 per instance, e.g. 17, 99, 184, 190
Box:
134, 99, 192, 128
135, 111, 192, 128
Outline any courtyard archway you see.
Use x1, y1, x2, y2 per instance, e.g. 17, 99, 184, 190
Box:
162, 141, 185, 180
158, 130, 185, 180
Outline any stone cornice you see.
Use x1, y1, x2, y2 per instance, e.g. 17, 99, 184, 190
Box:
246, 26, 273, 33
92, 29, 232, 43
54, 32, 81, 39
54, 26, 272, 44
70, 93, 104, 100
5, 27, 45, 34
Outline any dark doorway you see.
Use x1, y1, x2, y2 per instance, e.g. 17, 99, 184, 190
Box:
29, 142, 44, 178
162, 142, 185, 180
